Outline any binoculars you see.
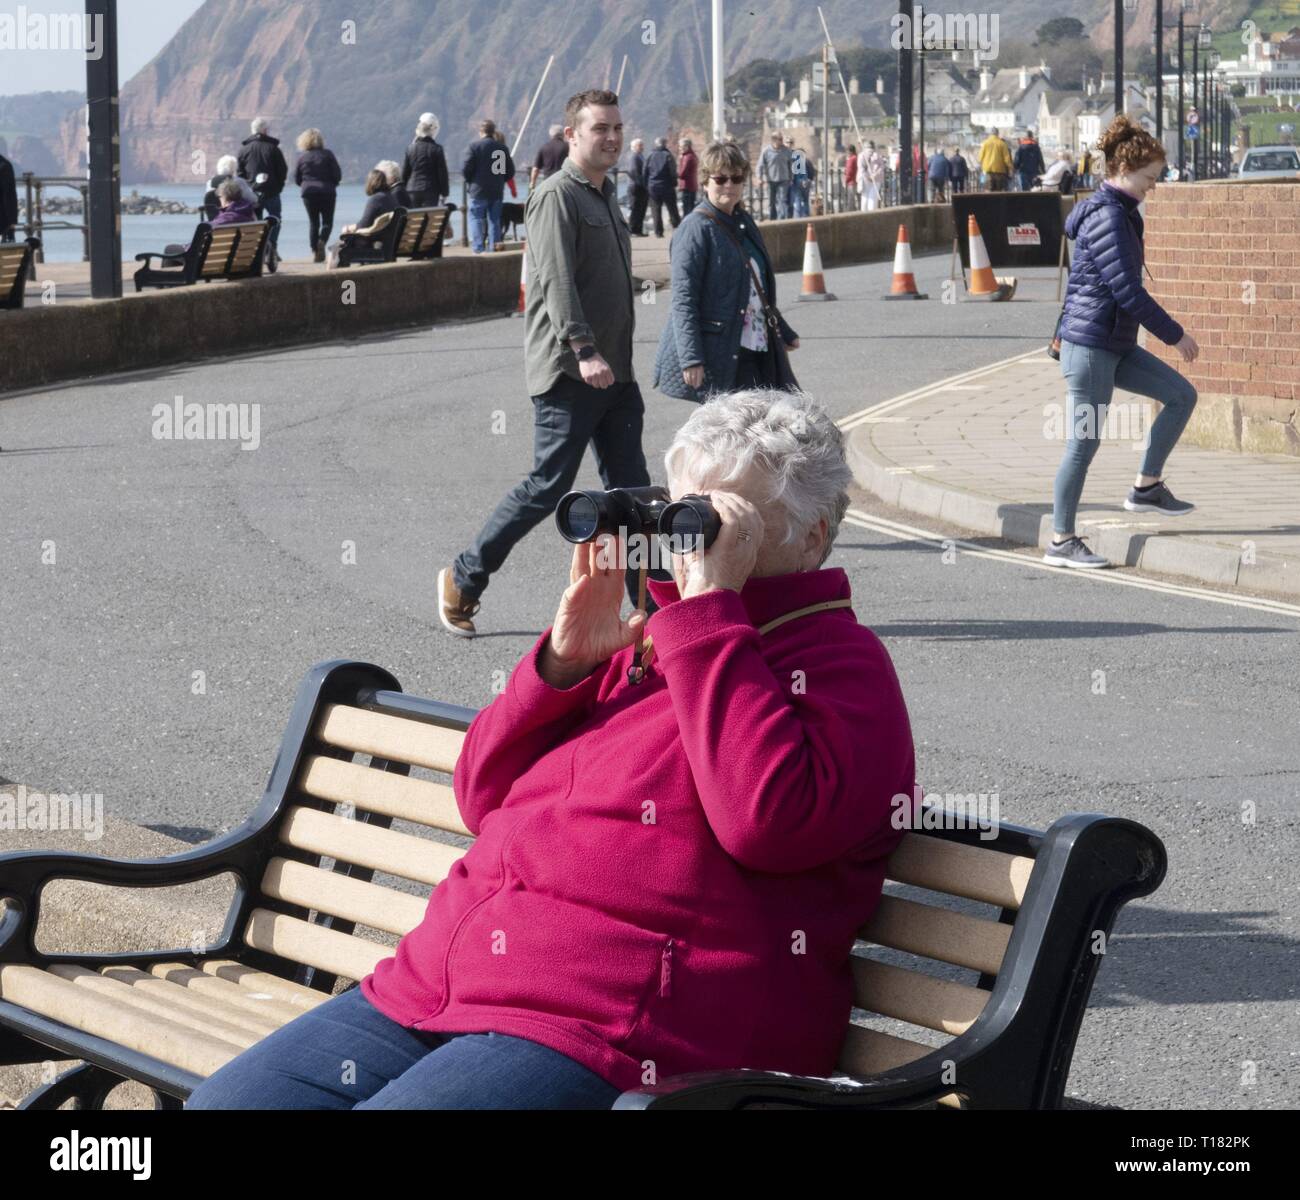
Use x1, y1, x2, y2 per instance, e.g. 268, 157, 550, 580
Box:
555, 486, 721, 552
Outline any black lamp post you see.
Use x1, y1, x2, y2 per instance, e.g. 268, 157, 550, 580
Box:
1193, 24, 1212, 179
1206, 50, 1219, 176
1116, 0, 1135, 117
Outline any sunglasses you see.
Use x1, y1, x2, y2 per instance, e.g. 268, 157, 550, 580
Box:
708, 174, 746, 185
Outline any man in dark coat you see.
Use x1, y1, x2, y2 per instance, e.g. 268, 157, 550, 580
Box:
644, 136, 680, 237
461, 118, 515, 252
626, 137, 648, 235
530, 124, 569, 189
0, 143, 19, 242
1014, 130, 1046, 192
237, 118, 288, 265
402, 113, 450, 208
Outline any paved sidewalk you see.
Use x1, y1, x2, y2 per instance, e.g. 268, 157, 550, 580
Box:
845, 349, 1300, 600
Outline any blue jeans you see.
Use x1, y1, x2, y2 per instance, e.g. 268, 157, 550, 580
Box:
766, 181, 791, 220
453, 373, 659, 610
185, 984, 623, 1109
791, 179, 810, 216
1052, 339, 1198, 534
469, 196, 503, 253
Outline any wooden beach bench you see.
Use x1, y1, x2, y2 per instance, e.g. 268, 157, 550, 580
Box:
392, 206, 451, 261
133, 219, 275, 291
1, 239, 41, 310
0, 659, 1166, 1110
334, 209, 403, 268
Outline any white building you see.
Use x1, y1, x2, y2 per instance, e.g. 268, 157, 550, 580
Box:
1218, 27, 1300, 97
969, 65, 1052, 135
1035, 90, 1085, 153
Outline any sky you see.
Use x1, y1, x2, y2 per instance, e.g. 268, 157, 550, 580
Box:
0, 0, 205, 95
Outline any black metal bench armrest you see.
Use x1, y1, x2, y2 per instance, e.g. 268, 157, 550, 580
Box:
0, 819, 271, 963
614, 1063, 956, 1110
134, 251, 180, 265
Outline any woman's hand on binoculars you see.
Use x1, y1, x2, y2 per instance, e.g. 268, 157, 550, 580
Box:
676, 491, 764, 600
547, 536, 648, 671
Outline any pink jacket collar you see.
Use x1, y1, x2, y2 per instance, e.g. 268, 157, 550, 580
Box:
646, 566, 852, 629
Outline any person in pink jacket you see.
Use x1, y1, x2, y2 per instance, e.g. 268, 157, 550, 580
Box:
187, 388, 917, 1110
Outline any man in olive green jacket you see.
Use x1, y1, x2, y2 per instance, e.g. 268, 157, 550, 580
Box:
438, 88, 658, 638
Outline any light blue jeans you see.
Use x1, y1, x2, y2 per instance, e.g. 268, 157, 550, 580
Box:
1052, 338, 1198, 534
184, 984, 622, 1109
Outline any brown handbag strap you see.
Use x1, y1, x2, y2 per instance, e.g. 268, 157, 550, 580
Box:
694, 206, 782, 331
637, 598, 854, 672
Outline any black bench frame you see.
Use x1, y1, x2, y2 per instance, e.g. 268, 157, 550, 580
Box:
1, 238, 41, 310
133, 218, 277, 292
335, 208, 408, 268
0, 660, 1166, 1110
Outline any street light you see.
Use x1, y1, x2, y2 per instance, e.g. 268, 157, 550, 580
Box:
1207, 48, 1220, 176
1117, 0, 1138, 117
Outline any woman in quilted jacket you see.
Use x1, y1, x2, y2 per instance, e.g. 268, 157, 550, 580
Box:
1045, 115, 1201, 569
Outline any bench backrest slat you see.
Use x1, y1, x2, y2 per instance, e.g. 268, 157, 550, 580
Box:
317, 704, 464, 774
860, 894, 1011, 977
244, 908, 387, 984
263, 857, 425, 937
278, 804, 461, 886
299, 753, 470, 836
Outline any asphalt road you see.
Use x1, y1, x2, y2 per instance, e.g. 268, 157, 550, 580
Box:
1, 252, 1296, 1110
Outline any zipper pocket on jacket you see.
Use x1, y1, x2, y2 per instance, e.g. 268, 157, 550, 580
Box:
659, 938, 674, 997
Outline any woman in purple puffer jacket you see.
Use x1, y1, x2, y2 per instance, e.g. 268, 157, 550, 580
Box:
1044, 115, 1202, 570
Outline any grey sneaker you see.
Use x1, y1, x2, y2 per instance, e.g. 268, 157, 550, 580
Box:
1124, 480, 1195, 515
1043, 536, 1109, 569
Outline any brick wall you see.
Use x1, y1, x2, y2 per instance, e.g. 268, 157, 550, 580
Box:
1141, 179, 1300, 456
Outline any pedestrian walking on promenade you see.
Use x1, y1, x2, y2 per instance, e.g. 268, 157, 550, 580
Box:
626, 137, 648, 234
677, 137, 699, 216
652, 140, 800, 405
1014, 129, 1046, 193
0, 143, 19, 242
948, 145, 969, 194
759, 131, 793, 220
530, 123, 569, 190
645, 136, 681, 237
462, 119, 515, 252
1077, 142, 1095, 189
293, 129, 342, 263
378, 160, 411, 209
438, 89, 657, 637
402, 113, 450, 208
1045, 115, 1201, 570
926, 145, 951, 203
858, 142, 885, 210
202, 154, 257, 221
238, 118, 288, 267
979, 127, 1013, 191
789, 145, 814, 216
843, 144, 858, 194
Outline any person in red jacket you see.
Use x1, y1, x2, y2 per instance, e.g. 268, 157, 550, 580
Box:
186, 389, 917, 1110
677, 136, 699, 216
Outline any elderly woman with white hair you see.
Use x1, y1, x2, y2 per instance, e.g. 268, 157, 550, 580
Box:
402, 113, 449, 209
186, 388, 917, 1110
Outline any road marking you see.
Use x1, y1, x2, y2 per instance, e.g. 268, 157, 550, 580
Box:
839, 347, 1045, 430
843, 508, 1300, 621
936, 384, 989, 391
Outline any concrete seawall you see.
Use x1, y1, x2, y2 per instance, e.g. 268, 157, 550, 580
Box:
0, 205, 961, 396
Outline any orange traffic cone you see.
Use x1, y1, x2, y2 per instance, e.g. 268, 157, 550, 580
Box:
511, 240, 527, 317
882, 224, 928, 300
795, 223, 836, 302
964, 215, 1017, 302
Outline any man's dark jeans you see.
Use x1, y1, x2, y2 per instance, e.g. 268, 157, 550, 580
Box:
453, 373, 664, 613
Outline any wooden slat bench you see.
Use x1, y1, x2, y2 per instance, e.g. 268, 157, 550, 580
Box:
133, 219, 275, 291
1, 239, 41, 310
392, 206, 451, 261
334, 208, 405, 268
0, 660, 1166, 1110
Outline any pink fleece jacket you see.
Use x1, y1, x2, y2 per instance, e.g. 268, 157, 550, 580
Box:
360, 566, 915, 1093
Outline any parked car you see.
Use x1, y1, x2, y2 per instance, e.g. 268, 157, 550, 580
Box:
1236, 145, 1300, 180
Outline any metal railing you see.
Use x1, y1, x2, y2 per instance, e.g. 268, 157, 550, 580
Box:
18, 174, 91, 271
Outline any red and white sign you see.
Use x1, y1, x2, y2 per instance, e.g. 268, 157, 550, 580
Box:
1007, 223, 1041, 246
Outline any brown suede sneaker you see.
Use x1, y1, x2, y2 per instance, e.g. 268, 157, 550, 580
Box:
437, 567, 481, 638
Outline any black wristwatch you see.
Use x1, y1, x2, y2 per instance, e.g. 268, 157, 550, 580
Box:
575, 344, 598, 362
